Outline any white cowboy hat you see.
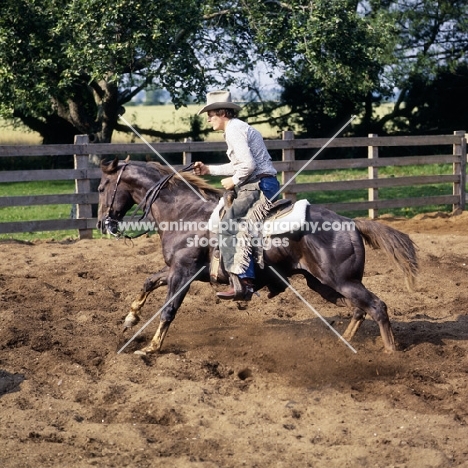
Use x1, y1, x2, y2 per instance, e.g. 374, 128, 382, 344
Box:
197, 90, 242, 115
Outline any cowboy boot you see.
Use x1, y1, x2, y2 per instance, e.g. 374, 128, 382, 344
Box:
217, 274, 255, 301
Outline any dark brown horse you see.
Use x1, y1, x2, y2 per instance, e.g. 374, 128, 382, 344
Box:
97, 158, 418, 355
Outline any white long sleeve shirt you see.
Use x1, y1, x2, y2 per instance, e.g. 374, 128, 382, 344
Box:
207, 118, 277, 186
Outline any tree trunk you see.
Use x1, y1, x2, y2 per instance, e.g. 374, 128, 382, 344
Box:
90, 81, 125, 144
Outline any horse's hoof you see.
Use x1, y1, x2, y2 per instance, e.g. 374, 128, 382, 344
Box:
123, 319, 137, 329
134, 346, 158, 355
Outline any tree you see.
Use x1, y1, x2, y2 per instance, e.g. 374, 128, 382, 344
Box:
393, 63, 468, 134
242, 0, 468, 137
3, 1, 465, 144
360, 0, 468, 135
234, 0, 396, 137
0, 0, 258, 143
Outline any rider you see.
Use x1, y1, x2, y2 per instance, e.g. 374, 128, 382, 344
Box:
194, 90, 280, 301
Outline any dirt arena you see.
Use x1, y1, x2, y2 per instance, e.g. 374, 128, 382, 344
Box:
1, 211, 468, 467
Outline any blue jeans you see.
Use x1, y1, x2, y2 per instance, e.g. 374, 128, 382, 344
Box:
240, 176, 281, 279
259, 176, 281, 202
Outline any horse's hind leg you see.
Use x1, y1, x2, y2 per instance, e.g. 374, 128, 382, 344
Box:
340, 284, 396, 352
342, 308, 366, 342
303, 273, 394, 350
123, 266, 169, 330
304, 273, 347, 307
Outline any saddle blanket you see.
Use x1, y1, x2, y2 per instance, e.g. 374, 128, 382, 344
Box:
209, 198, 310, 236
263, 199, 310, 235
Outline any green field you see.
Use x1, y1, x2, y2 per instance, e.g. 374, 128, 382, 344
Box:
0, 181, 80, 241
0, 105, 460, 241
0, 164, 456, 242
0, 104, 282, 146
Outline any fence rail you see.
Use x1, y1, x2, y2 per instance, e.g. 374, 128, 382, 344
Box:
0, 131, 466, 239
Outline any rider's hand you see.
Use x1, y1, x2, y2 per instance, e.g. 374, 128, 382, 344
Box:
193, 161, 209, 176
221, 177, 235, 191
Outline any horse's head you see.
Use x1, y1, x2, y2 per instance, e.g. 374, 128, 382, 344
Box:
97, 157, 135, 235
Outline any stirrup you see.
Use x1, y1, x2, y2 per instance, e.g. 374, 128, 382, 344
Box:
232, 275, 255, 301
216, 275, 254, 301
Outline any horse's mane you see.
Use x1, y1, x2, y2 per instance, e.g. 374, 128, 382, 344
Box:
146, 161, 222, 198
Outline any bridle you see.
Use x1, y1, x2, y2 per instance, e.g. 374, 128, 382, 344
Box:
102, 161, 195, 239
102, 163, 129, 238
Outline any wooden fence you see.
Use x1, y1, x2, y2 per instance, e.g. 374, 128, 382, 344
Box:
0, 131, 466, 239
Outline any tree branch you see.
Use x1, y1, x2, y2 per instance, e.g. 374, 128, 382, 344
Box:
203, 10, 232, 20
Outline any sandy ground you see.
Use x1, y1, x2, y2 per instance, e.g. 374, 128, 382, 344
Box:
1, 211, 468, 467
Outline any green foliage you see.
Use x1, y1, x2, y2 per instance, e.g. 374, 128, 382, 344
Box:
54, 0, 206, 101
385, 0, 468, 82
1, 0, 468, 144
239, 0, 396, 136
275, 1, 391, 99
247, 0, 468, 137
0, 0, 254, 143
360, 0, 468, 135
393, 63, 468, 134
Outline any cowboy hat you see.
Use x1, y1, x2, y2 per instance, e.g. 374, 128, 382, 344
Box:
197, 90, 242, 115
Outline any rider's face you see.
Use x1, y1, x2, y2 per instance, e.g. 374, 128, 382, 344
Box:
207, 110, 227, 132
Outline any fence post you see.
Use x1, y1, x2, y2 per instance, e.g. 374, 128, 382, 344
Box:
183, 138, 192, 165
74, 134, 93, 240
368, 134, 379, 219
281, 131, 296, 201
452, 130, 466, 213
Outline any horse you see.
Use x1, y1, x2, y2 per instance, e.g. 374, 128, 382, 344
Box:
97, 158, 418, 355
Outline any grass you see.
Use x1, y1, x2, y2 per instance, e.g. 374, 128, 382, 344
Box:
115, 104, 284, 141
0, 104, 282, 146
0, 165, 458, 242
1, 102, 399, 145
0, 120, 42, 145
295, 164, 455, 218
0, 106, 461, 241
0, 181, 83, 241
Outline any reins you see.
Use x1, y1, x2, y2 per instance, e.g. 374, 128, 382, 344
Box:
103, 162, 196, 241
134, 161, 195, 221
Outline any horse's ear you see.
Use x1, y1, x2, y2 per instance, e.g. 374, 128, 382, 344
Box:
125, 155, 131, 162
101, 157, 119, 173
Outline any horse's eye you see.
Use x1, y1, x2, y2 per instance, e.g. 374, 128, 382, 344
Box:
98, 180, 108, 193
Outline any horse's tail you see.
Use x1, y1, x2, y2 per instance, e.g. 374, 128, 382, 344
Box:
354, 219, 419, 291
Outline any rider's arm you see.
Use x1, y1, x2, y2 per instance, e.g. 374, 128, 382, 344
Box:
217, 120, 255, 186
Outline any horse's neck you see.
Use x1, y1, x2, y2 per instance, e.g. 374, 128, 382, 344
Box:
155, 196, 218, 224
130, 181, 218, 224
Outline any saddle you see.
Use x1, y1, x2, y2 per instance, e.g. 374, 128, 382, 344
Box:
224, 190, 292, 213
267, 198, 293, 216
209, 198, 309, 284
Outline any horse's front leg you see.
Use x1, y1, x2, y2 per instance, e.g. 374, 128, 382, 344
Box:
134, 320, 171, 355
134, 262, 204, 355
123, 266, 169, 330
